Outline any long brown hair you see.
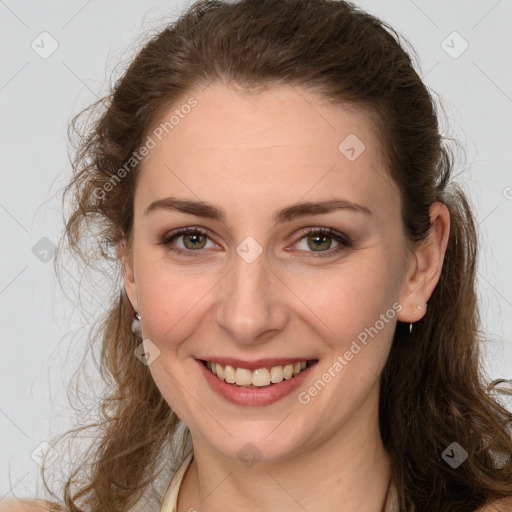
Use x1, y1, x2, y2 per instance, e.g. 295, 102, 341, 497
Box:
38, 0, 512, 510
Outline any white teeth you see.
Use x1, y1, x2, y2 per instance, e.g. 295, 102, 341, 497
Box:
224, 365, 236, 384
283, 364, 294, 380
252, 368, 271, 387
270, 366, 284, 383
235, 368, 252, 386
205, 360, 311, 387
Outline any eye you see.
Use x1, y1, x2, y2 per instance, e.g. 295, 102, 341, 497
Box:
160, 227, 219, 256
159, 226, 352, 258
292, 227, 352, 257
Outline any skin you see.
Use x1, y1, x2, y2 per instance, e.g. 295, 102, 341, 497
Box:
118, 82, 450, 512
4, 82, 511, 512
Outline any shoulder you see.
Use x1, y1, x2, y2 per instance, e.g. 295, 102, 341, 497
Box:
0, 500, 62, 512
475, 497, 512, 512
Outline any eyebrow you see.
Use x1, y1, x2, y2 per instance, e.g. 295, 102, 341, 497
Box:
143, 196, 372, 223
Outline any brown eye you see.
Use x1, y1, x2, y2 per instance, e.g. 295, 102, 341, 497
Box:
182, 231, 207, 250
306, 233, 334, 251
160, 227, 217, 255
294, 228, 352, 257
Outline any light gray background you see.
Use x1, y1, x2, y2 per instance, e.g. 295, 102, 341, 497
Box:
1, 0, 511, 501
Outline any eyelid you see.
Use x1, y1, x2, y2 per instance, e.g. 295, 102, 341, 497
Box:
293, 226, 352, 245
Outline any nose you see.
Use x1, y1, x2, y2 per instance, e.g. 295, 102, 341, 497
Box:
215, 247, 290, 346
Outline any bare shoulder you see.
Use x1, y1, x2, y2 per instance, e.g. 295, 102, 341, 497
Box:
475, 496, 512, 512
0, 500, 63, 512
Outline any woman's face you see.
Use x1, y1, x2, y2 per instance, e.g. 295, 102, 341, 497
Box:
121, 83, 419, 462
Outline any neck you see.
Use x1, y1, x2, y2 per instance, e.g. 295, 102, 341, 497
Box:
178, 385, 394, 512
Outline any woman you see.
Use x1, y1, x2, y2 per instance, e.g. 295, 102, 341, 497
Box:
3, 0, 511, 510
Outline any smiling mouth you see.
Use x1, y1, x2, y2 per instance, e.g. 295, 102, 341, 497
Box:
200, 359, 318, 388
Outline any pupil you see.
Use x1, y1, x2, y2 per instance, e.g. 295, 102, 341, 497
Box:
309, 234, 330, 251
185, 233, 205, 249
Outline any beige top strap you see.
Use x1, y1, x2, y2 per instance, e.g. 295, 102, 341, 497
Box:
160, 451, 194, 512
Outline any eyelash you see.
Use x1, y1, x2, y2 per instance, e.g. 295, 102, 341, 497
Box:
159, 226, 353, 258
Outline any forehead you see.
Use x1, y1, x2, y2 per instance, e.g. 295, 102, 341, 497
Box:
148, 82, 379, 153
135, 83, 399, 224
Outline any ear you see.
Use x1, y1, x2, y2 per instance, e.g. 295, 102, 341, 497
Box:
117, 239, 139, 314
396, 201, 450, 324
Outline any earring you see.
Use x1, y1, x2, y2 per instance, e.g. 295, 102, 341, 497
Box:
131, 312, 142, 339
409, 303, 428, 334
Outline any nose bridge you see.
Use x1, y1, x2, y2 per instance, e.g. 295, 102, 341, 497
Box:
215, 242, 288, 344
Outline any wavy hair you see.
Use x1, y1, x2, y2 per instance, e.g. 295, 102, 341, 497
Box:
35, 0, 512, 511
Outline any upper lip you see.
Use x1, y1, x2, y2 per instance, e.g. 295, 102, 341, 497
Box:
198, 357, 317, 370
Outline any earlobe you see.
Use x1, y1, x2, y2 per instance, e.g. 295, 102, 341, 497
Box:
396, 201, 450, 324
117, 240, 139, 313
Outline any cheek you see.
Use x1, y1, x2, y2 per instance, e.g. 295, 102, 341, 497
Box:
296, 258, 400, 343
135, 256, 221, 348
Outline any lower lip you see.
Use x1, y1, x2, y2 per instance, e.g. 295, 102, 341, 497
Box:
197, 359, 318, 406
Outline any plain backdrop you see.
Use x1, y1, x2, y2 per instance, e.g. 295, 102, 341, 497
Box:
1, 0, 511, 501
